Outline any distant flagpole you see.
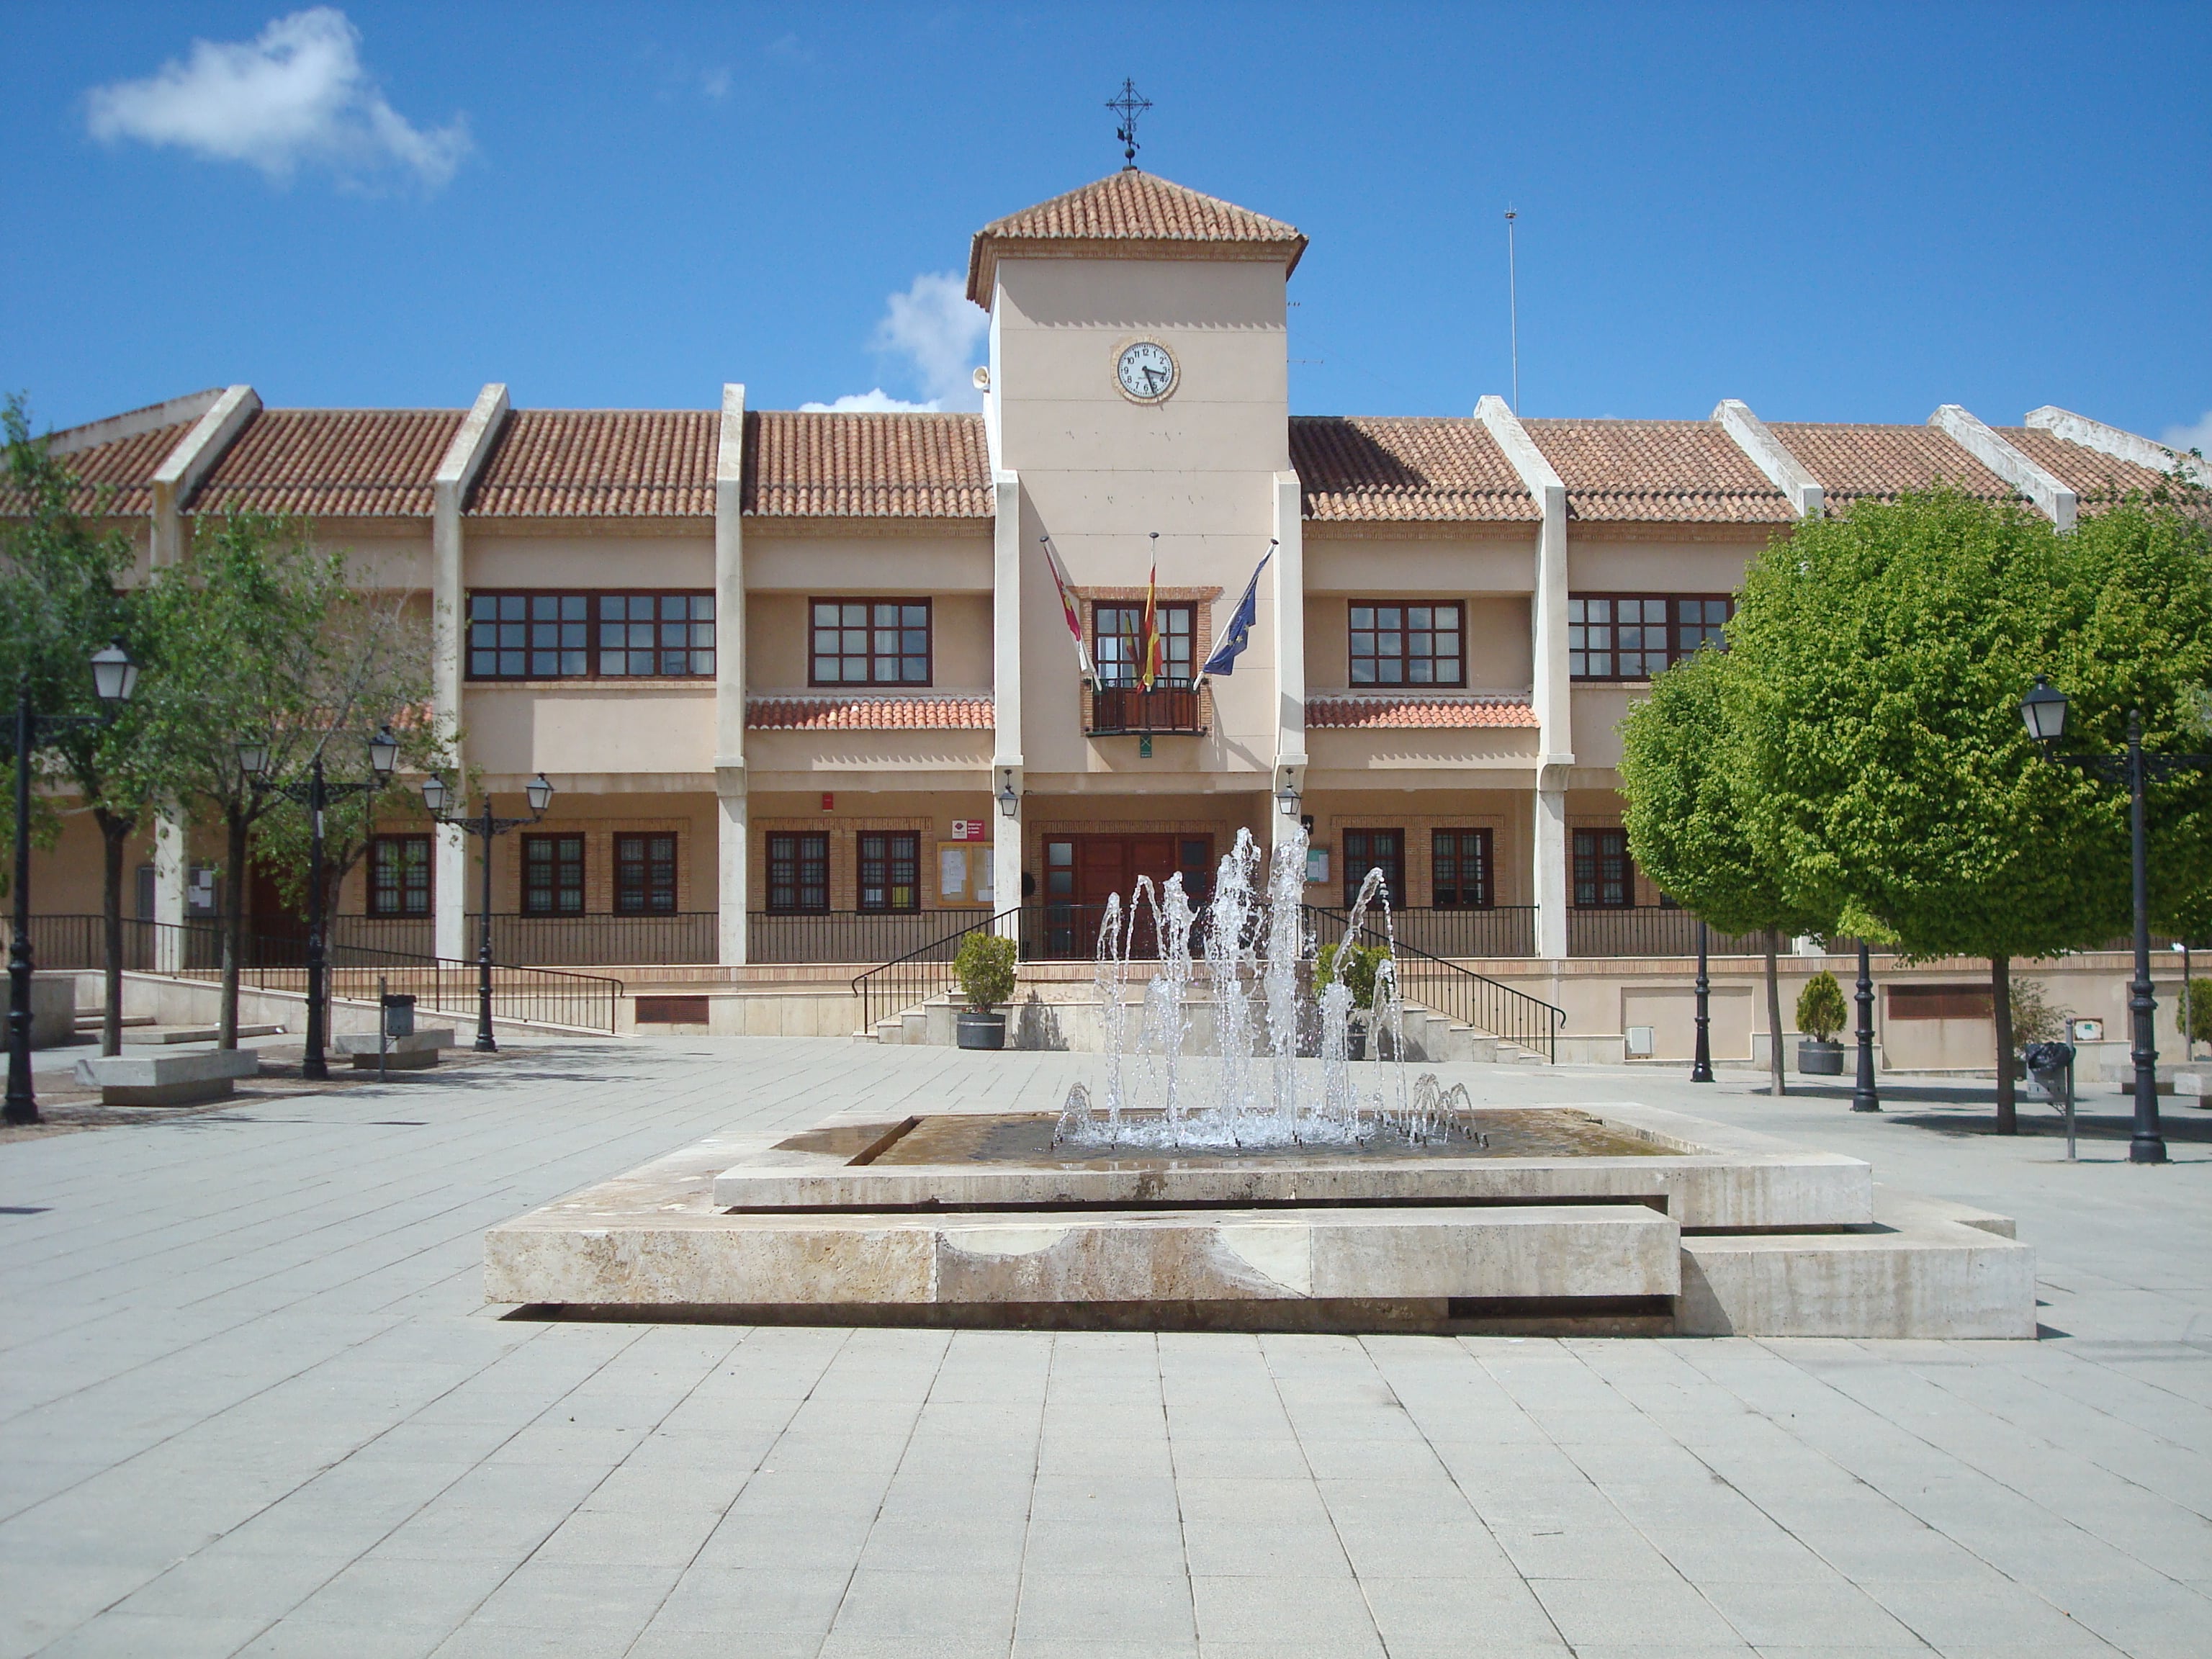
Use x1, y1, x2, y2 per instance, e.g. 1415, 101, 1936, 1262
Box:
1038, 534, 1097, 686
1141, 531, 1161, 692
1194, 539, 1275, 694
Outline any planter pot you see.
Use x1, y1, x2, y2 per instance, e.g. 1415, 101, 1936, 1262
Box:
1797, 1039, 1845, 1076
956, 1011, 1007, 1051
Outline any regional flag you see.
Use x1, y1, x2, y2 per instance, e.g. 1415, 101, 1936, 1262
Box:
1038, 536, 1096, 684
1198, 541, 1275, 685
1141, 555, 1161, 692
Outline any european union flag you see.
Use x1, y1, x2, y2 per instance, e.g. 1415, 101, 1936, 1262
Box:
1200, 542, 1274, 680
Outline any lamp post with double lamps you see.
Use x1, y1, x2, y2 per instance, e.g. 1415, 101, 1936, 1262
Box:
421, 774, 553, 1053
237, 727, 400, 1081
2019, 676, 2212, 1164
5, 643, 140, 1125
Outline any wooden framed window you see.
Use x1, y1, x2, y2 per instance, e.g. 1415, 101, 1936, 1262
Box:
1349, 602, 1463, 688
1568, 595, 1731, 680
856, 832, 920, 914
810, 599, 930, 685
1094, 603, 1195, 688
613, 833, 678, 914
1342, 829, 1404, 909
368, 835, 432, 917
467, 591, 714, 680
1431, 829, 1493, 909
521, 834, 585, 915
1572, 827, 1632, 909
766, 832, 830, 914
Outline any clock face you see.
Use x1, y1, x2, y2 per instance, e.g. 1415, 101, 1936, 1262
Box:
1115, 341, 1177, 403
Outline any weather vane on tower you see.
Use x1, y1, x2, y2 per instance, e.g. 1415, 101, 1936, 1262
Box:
1107, 78, 1151, 171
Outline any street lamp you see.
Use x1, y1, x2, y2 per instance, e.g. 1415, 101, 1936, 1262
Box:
1275, 781, 1301, 818
240, 725, 400, 1080
8, 644, 138, 1124
423, 775, 554, 1051
1690, 919, 1714, 1082
2020, 678, 2212, 1164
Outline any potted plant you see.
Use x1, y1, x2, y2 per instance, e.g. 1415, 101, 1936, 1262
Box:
1795, 971, 1847, 1074
953, 932, 1017, 1051
1313, 941, 1387, 1059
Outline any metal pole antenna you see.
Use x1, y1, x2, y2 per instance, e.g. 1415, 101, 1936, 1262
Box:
6, 684, 39, 1125
475, 796, 497, 1053
1504, 207, 1520, 415
302, 755, 330, 1081
2126, 711, 2166, 1163
1690, 920, 1714, 1082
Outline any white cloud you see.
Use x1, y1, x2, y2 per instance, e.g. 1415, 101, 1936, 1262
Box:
807, 272, 987, 413
86, 8, 469, 190
2161, 412, 2212, 455
799, 390, 942, 414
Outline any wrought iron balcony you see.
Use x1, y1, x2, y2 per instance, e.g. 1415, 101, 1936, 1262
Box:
1089, 684, 1203, 735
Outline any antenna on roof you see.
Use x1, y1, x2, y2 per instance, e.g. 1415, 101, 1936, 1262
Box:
1504, 206, 1521, 416
1107, 79, 1151, 171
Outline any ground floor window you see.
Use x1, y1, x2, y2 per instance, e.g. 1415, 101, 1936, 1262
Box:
369, 835, 433, 917
1431, 829, 1492, 909
767, 832, 830, 914
522, 834, 585, 915
1342, 829, 1404, 909
1573, 827, 1632, 908
614, 833, 678, 914
857, 832, 920, 913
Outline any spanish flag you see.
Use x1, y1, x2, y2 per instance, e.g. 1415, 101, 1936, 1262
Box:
1141, 546, 1161, 692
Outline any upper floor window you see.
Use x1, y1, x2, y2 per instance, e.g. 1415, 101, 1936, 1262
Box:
1568, 595, 1730, 681
811, 600, 930, 686
1095, 603, 1195, 688
368, 835, 431, 917
1349, 603, 1463, 687
468, 592, 714, 680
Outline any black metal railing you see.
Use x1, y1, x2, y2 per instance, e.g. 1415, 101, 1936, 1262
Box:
1089, 685, 1203, 734
1568, 907, 1771, 958
1307, 904, 1565, 1062
750, 909, 988, 966
26, 915, 619, 1034
851, 907, 1025, 1035
1370, 906, 1539, 959
467, 912, 718, 967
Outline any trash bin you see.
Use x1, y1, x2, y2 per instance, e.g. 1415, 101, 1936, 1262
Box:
2023, 1040, 2074, 1107
382, 993, 416, 1038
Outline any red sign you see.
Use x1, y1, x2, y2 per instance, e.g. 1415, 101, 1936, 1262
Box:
950, 819, 986, 841
821, 792, 834, 811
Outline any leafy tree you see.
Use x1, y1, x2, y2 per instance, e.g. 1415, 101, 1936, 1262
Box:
1729, 488, 2212, 1131
1619, 644, 1830, 1096
0, 397, 169, 1054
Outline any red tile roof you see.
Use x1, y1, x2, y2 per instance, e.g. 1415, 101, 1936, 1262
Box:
1997, 427, 2173, 504
1766, 423, 2015, 510
1290, 417, 1536, 523
1305, 693, 1538, 729
968, 171, 1306, 301
5, 418, 197, 518
747, 695, 994, 731
468, 410, 718, 518
745, 411, 992, 519
188, 409, 464, 518
1525, 420, 1792, 523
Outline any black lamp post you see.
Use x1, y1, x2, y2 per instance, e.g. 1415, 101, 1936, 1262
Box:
1851, 940, 1880, 1112
2020, 675, 2211, 1164
421, 773, 552, 1052
6, 643, 140, 1125
238, 727, 399, 1081
1690, 920, 1714, 1082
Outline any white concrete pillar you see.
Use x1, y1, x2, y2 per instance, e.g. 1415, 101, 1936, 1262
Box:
1712, 400, 1823, 519
153, 811, 186, 972
991, 470, 1023, 934
1478, 395, 1573, 959
430, 383, 510, 962
714, 383, 750, 963
1270, 469, 1307, 855
2026, 405, 2212, 487
1930, 405, 2077, 531
148, 385, 258, 570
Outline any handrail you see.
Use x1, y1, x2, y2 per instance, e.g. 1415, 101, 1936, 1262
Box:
1305, 904, 1566, 1063
850, 907, 1026, 1035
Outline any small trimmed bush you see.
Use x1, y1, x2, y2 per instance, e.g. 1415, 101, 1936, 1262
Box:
1313, 941, 1388, 1011
1796, 971, 1848, 1043
953, 931, 1017, 1012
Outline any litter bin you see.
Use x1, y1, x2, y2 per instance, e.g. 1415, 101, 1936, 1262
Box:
382, 993, 417, 1038
2023, 1040, 2074, 1106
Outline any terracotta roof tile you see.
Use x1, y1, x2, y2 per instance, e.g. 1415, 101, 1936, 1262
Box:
468, 410, 716, 518
1768, 423, 2015, 510
1524, 420, 1792, 523
1997, 427, 2173, 505
968, 171, 1305, 301
745, 411, 992, 518
187, 409, 463, 518
747, 695, 994, 731
1305, 693, 1538, 729
2, 418, 196, 518
1289, 417, 1536, 523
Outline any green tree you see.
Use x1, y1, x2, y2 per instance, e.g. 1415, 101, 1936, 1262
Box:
1619, 644, 1830, 1097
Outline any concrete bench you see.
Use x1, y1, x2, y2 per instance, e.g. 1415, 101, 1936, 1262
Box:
331, 1027, 457, 1071
73, 1048, 260, 1107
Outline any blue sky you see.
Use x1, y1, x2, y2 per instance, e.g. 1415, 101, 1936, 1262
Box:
6, 3, 2208, 446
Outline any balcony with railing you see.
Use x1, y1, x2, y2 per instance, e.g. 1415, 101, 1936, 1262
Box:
1087, 685, 1203, 735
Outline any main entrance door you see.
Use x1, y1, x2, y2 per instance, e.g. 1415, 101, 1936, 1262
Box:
1040, 834, 1214, 958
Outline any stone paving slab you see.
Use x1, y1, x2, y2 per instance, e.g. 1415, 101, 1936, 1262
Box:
0, 1037, 2206, 1656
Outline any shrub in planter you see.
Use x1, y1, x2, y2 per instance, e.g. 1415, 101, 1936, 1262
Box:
952, 932, 1017, 1051
1313, 942, 1389, 1058
1795, 971, 1848, 1074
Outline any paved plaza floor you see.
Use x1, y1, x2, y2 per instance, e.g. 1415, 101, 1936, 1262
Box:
1, 1036, 2208, 1658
